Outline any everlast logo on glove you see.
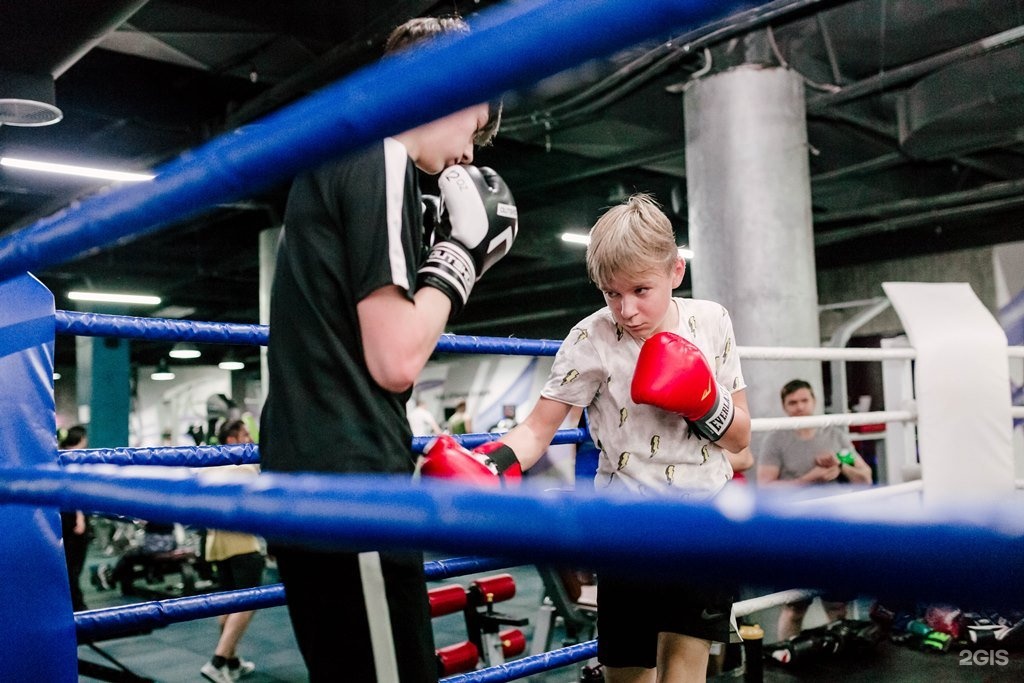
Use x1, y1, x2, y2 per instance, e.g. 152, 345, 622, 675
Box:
702, 389, 734, 440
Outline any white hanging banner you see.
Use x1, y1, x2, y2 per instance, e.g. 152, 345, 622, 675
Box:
883, 282, 1014, 503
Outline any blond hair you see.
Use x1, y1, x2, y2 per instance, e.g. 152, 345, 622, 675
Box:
586, 193, 680, 288
385, 16, 501, 145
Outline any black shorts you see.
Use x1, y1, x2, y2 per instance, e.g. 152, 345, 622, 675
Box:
272, 545, 436, 683
215, 551, 265, 590
597, 574, 733, 669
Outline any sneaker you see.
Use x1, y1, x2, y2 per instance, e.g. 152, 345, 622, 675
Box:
200, 661, 234, 683
90, 564, 112, 591
229, 658, 256, 680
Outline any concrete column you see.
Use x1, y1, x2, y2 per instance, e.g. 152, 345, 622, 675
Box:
684, 65, 822, 420
259, 226, 282, 406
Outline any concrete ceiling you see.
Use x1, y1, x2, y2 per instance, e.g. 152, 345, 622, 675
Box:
2, 0, 1023, 370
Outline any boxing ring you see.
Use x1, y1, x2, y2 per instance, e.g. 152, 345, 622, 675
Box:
1, 0, 1023, 680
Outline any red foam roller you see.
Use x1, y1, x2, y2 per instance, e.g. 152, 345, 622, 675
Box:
471, 573, 516, 604
428, 584, 467, 618
500, 628, 526, 657
436, 640, 479, 675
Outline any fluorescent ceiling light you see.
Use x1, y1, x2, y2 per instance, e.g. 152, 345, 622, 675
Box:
151, 358, 175, 381
218, 360, 245, 371
1, 156, 155, 182
68, 291, 161, 305
561, 232, 694, 259
52, 372, 62, 381
169, 342, 201, 359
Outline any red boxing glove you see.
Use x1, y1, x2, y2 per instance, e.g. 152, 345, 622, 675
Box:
418, 435, 522, 487
631, 331, 735, 441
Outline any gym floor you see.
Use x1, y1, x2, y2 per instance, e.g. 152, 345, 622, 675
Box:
75, 541, 1024, 682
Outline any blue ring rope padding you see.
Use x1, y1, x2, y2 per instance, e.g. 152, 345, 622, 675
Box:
0, 0, 763, 284
75, 555, 514, 641
435, 333, 562, 357
57, 428, 589, 466
55, 310, 269, 346
53, 311, 563, 356
4, 467, 1024, 606
75, 585, 285, 642
441, 640, 597, 683
58, 444, 259, 467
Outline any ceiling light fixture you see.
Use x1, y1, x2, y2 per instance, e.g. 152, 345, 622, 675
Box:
0, 157, 155, 182
151, 358, 175, 381
560, 232, 694, 259
68, 291, 161, 305
560, 232, 590, 246
218, 359, 245, 371
0, 70, 63, 126
169, 342, 201, 360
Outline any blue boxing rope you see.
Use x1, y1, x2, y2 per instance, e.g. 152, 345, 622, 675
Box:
0, 0, 765, 284
75, 555, 514, 642
55, 310, 268, 346
3, 467, 1024, 607
57, 429, 590, 466
58, 443, 260, 467
442, 641, 597, 683
54, 310, 562, 356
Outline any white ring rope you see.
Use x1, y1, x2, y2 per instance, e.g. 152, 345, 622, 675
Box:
734, 589, 821, 618
752, 410, 915, 432
740, 344, 1024, 360
737, 345, 916, 361
793, 480, 924, 507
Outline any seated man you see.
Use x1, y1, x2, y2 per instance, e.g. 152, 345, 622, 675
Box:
757, 379, 872, 639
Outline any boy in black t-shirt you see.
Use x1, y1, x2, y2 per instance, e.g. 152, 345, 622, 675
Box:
259, 16, 518, 682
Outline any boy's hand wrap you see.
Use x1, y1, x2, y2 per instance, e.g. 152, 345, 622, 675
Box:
418, 434, 522, 487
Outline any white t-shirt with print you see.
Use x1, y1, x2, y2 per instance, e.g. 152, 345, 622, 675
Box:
541, 298, 746, 499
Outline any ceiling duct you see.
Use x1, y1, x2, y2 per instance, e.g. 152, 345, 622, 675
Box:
0, 1, 151, 127
897, 43, 1024, 160
0, 70, 63, 126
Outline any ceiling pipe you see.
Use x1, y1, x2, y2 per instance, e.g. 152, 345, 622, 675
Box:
815, 194, 1024, 247
817, 177, 1024, 225
807, 23, 1024, 113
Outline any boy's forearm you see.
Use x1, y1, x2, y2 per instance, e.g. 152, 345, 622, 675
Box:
715, 404, 751, 453
498, 398, 572, 470
500, 422, 554, 471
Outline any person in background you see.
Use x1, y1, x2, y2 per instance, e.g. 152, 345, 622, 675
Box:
408, 398, 443, 436
446, 399, 472, 434
199, 420, 264, 683
757, 379, 872, 487
59, 425, 91, 611
489, 403, 518, 432
757, 379, 872, 639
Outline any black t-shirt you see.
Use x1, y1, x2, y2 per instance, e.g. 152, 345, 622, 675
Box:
260, 138, 422, 475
